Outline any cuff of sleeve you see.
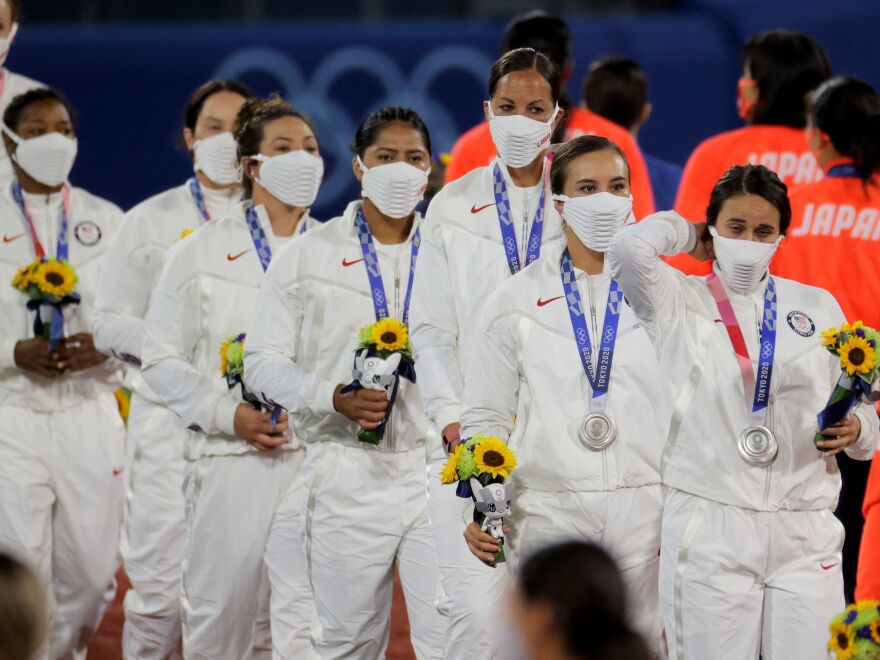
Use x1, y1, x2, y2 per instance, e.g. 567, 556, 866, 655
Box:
435, 405, 462, 437
0, 338, 17, 373
845, 409, 879, 460
213, 396, 239, 436
310, 378, 339, 416
682, 219, 698, 254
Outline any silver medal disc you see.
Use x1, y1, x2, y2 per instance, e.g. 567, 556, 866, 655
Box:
738, 426, 778, 466
578, 412, 617, 451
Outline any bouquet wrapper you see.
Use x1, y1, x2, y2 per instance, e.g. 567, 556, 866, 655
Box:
814, 373, 872, 450
27, 295, 80, 352
341, 348, 415, 445
458, 473, 510, 566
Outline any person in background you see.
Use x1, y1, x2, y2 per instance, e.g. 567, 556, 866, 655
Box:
0, 0, 43, 185
141, 95, 320, 659
0, 87, 124, 659
243, 106, 445, 658
443, 10, 655, 219
858, 450, 880, 600
583, 56, 682, 211
671, 29, 832, 275
609, 165, 878, 659
92, 78, 251, 660
512, 541, 651, 660
772, 76, 880, 603
0, 553, 46, 660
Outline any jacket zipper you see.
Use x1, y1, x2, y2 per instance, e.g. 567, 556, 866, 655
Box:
763, 394, 774, 507
387, 253, 401, 451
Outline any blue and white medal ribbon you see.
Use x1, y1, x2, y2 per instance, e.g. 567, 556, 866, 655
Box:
560, 249, 623, 450
353, 206, 420, 324
188, 177, 212, 223
244, 205, 273, 272
493, 163, 544, 276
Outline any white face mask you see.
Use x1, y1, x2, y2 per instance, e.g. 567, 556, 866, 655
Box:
252, 150, 324, 208
0, 23, 19, 67
193, 132, 240, 186
358, 156, 429, 219
554, 192, 634, 252
487, 103, 559, 169
3, 124, 77, 187
709, 226, 781, 293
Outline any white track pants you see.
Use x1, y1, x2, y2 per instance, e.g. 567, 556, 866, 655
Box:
181, 448, 313, 660
121, 393, 187, 660
0, 392, 125, 659
660, 488, 845, 660
426, 457, 508, 660
511, 485, 664, 651
304, 443, 444, 659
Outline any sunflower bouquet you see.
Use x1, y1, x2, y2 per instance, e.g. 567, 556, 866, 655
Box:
815, 321, 880, 450
440, 434, 518, 564
219, 333, 281, 426
828, 601, 880, 659
340, 318, 416, 445
11, 256, 80, 351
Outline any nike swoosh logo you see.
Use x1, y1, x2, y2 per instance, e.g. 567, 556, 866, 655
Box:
3, 232, 25, 243
342, 257, 365, 267
227, 250, 251, 261
471, 202, 496, 214
536, 295, 564, 307
821, 562, 839, 571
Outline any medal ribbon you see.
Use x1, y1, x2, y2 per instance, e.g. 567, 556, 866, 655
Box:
188, 177, 212, 223
492, 162, 545, 275
706, 272, 777, 426
353, 206, 420, 324
12, 181, 72, 259
244, 205, 274, 272
560, 249, 623, 412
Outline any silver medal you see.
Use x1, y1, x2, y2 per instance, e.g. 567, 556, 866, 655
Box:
738, 426, 778, 466
578, 412, 617, 451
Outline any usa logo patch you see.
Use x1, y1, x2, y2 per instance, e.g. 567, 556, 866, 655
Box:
786, 310, 815, 337
74, 221, 102, 246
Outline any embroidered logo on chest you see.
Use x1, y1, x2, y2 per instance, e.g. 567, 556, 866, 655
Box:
786, 310, 815, 337
74, 221, 102, 246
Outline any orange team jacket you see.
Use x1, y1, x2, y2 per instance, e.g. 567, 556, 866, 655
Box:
444, 106, 656, 220
772, 159, 880, 328
857, 449, 880, 601
668, 125, 825, 275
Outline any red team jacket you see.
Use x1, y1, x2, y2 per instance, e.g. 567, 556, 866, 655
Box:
444, 106, 656, 220
668, 125, 824, 275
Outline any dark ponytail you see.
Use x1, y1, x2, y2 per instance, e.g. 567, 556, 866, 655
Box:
810, 76, 880, 183
519, 541, 651, 660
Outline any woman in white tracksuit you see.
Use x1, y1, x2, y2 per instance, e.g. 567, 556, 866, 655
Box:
92, 79, 251, 660
0, 87, 124, 659
243, 106, 445, 659
408, 47, 565, 659
458, 135, 668, 650
141, 95, 321, 660
608, 164, 880, 660
0, 0, 44, 184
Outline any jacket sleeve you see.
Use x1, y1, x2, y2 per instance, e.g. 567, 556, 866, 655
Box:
409, 202, 464, 435
459, 289, 518, 441
242, 257, 338, 416
92, 212, 152, 365
608, 211, 695, 345
140, 241, 238, 435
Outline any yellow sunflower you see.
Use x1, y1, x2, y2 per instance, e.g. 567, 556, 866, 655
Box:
821, 327, 839, 349
11, 263, 34, 290
114, 387, 131, 424
371, 318, 409, 352
440, 444, 462, 484
870, 620, 880, 645
219, 338, 231, 375
473, 436, 517, 478
828, 621, 856, 660
839, 335, 877, 376
35, 259, 77, 298
177, 228, 194, 242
